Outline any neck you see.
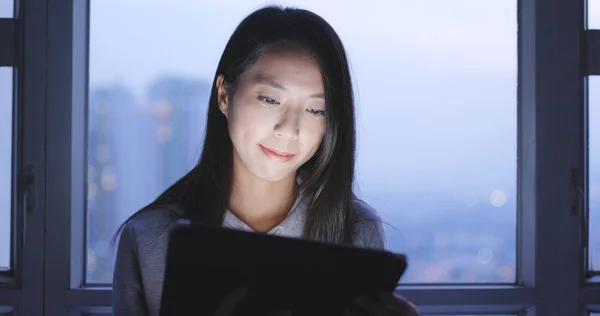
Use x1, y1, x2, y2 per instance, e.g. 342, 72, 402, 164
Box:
228, 153, 298, 232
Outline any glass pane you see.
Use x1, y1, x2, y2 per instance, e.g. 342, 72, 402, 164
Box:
0, 67, 13, 271
0, 306, 15, 316
590, 0, 600, 29
0, 306, 14, 315
0, 0, 14, 18
590, 76, 600, 273
87, 1, 517, 284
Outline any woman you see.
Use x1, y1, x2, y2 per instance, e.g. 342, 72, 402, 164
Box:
112, 5, 418, 316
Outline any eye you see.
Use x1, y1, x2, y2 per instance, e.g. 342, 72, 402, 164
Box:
307, 108, 326, 117
257, 95, 279, 106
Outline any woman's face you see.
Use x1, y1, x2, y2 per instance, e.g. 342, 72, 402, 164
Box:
217, 49, 327, 183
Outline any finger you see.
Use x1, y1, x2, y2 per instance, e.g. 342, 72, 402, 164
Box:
354, 296, 394, 316
377, 292, 419, 315
213, 287, 248, 316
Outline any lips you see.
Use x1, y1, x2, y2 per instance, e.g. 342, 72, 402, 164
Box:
259, 144, 295, 162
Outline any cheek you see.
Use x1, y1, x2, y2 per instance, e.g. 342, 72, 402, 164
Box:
227, 102, 272, 146
301, 121, 326, 155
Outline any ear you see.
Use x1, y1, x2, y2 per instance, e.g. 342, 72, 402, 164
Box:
216, 74, 229, 118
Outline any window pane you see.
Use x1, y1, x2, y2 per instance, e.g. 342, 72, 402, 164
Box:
0, 306, 14, 315
0, 0, 14, 18
590, 0, 600, 29
87, 1, 517, 284
590, 76, 600, 273
0, 67, 13, 271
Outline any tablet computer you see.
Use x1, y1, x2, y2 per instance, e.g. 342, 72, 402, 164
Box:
159, 221, 407, 316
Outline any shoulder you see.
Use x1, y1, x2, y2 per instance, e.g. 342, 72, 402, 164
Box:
113, 206, 183, 313
118, 205, 183, 255
351, 198, 387, 250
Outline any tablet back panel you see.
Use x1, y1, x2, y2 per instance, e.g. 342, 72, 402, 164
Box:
160, 222, 407, 316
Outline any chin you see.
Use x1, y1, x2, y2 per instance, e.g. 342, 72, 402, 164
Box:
251, 167, 297, 183
255, 172, 293, 183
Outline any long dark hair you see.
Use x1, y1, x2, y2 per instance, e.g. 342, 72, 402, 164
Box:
115, 5, 358, 244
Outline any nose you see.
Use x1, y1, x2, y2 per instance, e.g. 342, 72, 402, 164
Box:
274, 109, 300, 141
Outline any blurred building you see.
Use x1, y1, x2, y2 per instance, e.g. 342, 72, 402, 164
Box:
86, 77, 211, 283
146, 77, 210, 189
87, 85, 135, 282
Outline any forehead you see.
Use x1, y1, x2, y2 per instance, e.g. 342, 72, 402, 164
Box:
240, 49, 324, 89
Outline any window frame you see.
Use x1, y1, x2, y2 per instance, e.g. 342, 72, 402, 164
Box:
586, 27, 600, 281
0, 4, 17, 282
39, 0, 600, 315
0, 0, 46, 315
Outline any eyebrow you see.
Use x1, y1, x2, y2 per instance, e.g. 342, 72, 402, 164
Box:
252, 74, 325, 99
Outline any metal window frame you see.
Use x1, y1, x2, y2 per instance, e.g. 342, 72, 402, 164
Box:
0, 0, 46, 315
0, 2, 17, 288
586, 30, 600, 76
0, 18, 17, 67
39, 0, 599, 316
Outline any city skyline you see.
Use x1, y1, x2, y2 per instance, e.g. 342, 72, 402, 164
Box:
84, 75, 517, 284
1, 69, 598, 283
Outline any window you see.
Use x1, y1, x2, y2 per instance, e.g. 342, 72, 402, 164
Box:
591, 0, 600, 29
0, 67, 13, 271
3, 0, 52, 314
87, 0, 517, 285
0, 0, 14, 18
36, 0, 600, 315
588, 1, 600, 279
590, 76, 600, 273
